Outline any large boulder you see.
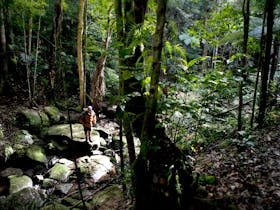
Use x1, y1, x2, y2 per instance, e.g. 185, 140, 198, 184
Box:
43, 106, 65, 124
48, 163, 72, 182
77, 155, 115, 183
26, 145, 47, 163
9, 175, 33, 194
15, 109, 50, 132
90, 184, 124, 210
42, 123, 85, 142
8, 130, 33, 159
42, 124, 102, 157
4, 187, 45, 210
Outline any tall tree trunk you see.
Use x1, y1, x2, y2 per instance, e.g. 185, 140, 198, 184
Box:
22, 8, 32, 105
134, 1, 193, 209
115, 0, 148, 166
49, 0, 63, 101
83, 0, 87, 104
238, 0, 250, 131
250, 9, 266, 128
115, 0, 126, 191
77, 0, 86, 107
0, 2, 8, 94
269, 35, 279, 84
258, 0, 275, 127
33, 15, 41, 97
90, 5, 113, 112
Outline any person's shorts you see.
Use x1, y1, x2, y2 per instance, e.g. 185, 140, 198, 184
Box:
84, 127, 91, 132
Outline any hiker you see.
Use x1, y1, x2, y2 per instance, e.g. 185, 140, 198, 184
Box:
79, 105, 97, 141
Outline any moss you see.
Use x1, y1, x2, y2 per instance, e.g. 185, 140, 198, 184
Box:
9, 175, 33, 194
41, 203, 69, 210
49, 163, 72, 182
16, 109, 50, 131
26, 145, 47, 163
44, 106, 61, 123
90, 184, 123, 207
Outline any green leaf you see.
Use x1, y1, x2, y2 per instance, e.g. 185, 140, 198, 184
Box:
122, 70, 133, 80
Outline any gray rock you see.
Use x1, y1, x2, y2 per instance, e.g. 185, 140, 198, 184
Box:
55, 183, 73, 194
26, 145, 47, 163
7, 187, 45, 210
49, 163, 72, 182
77, 155, 115, 182
9, 175, 33, 194
0, 167, 23, 177
42, 178, 58, 188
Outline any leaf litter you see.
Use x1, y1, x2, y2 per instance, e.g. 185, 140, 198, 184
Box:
194, 125, 280, 210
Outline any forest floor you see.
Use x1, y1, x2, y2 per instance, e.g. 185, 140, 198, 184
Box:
0, 96, 280, 209
194, 121, 280, 210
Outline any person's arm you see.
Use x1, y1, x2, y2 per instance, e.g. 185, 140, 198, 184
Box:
92, 115, 96, 126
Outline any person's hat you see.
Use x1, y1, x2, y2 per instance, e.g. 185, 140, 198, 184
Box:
87, 106, 93, 110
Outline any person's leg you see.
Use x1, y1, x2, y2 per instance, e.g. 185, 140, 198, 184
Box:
84, 127, 88, 141
88, 128, 92, 141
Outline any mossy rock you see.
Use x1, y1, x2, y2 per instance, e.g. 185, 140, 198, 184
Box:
7, 187, 45, 210
41, 123, 85, 141
16, 109, 50, 131
42, 123, 99, 142
26, 145, 47, 163
44, 106, 62, 123
49, 163, 72, 182
11, 130, 33, 158
9, 175, 33, 194
90, 184, 123, 208
42, 203, 69, 210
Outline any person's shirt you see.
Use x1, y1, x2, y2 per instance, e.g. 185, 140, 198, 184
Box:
79, 110, 96, 128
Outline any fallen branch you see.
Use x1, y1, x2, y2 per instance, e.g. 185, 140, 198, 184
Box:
214, 100, 253, 117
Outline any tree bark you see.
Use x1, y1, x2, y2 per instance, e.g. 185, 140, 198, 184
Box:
33, 15, 41, 97
49, 0, 63, 101
90, 5, 113, 112
258, 0, 275, 127
134, 0, 193, 209
269, 35, 279, 84
238, 0, 250, 131
77, 0, 86, 107
0, 3, 8, 94
250, 9, 266, 128
115, 0, 148, 166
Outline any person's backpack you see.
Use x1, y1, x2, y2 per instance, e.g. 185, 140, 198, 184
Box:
78, 109, 87, 123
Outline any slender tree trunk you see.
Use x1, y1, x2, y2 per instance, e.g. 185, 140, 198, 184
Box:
134, 1, 193, 209
258, 0, 275, 127
77, 0, 86, 107
135, 0, 168, 204
0, 3, 8, 94
250, 9, 266, 128
49, 0, 63, 101
269, 35, 279, 84
90, 5, 113, 112
33, 15, 41, 97
22, 8, 32, 105
83, 0, 87, 104
114, 0, 126, 192
115, 0, 148, 166
238, 0, 250, 131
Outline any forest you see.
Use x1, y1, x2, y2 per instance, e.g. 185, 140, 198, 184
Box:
0, 0, 280, 209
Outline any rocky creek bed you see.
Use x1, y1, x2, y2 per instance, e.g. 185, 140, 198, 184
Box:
0, 105, 132, 210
